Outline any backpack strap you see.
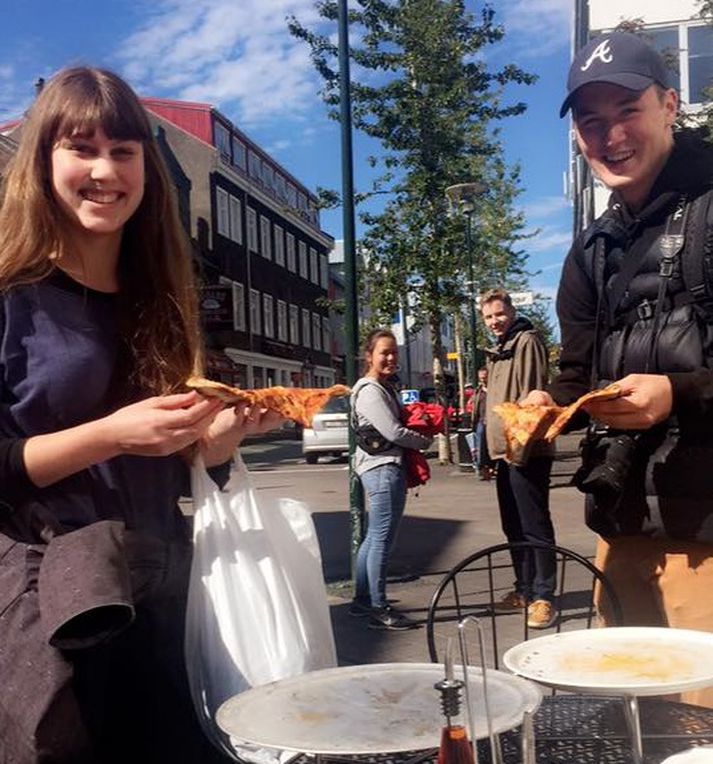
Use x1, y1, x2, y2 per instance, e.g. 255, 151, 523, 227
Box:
679, 187, 713, 311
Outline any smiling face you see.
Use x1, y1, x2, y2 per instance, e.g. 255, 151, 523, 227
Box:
51, 127, 145, 250
366, 335, 399, 381
481, 299, 516, 339
573, 83, 677, 212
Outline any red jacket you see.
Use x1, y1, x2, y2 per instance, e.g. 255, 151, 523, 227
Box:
401, 403, 445, 488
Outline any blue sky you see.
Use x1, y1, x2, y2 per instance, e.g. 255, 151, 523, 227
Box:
1, 0, 574, 322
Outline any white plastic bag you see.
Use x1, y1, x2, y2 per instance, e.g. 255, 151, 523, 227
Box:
185, 452, 337, 755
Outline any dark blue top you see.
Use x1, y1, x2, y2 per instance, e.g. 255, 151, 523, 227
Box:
0, 271, 192, 540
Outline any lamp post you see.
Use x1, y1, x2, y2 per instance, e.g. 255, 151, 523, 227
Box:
445, 182, 486, 388
337, 0, 365, 579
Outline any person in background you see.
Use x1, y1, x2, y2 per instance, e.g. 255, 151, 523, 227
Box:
482, 288, 558, 629
350, 329, 433, 631
470, 367, 495, 480
524, 31, 713, 708
0, 66, 281, 762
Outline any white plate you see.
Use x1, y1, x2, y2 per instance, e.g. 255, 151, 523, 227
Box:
216, 662, 541, 754
661, 745, 713, 763
503, 627, 713, 696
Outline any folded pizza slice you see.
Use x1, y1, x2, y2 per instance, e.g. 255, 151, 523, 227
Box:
185, 377, 351, 427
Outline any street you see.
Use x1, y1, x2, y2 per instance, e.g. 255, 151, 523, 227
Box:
234, 431, 601, 665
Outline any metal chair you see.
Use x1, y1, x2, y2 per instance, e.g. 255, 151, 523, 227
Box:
426, 541, 623, 666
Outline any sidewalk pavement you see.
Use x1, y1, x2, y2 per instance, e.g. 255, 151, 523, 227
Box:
323, 431, 602, 669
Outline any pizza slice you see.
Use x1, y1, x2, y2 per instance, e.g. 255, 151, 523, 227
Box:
543, 383, 622, 442
492, 402, 563, 463
185, 376, 351, 427
493, 383, 623, 462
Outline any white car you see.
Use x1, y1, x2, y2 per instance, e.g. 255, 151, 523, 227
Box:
302, 395, 350, 464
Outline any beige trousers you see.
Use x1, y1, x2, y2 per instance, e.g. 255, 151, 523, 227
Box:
595, 535, 713, 708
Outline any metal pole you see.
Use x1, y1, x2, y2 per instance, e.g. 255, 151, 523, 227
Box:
337, 0, 365, 581
466, 211, 478, 388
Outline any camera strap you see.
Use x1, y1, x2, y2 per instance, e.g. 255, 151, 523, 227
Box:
645, 195, 689, 372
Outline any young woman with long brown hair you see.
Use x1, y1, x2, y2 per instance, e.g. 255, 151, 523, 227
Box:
349, 329, 432, 630
0, 66, 279, 762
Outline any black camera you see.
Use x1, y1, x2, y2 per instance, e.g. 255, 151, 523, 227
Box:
573, 427, 640, 496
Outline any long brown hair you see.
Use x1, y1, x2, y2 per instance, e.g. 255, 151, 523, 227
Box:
0, 66, 201, 396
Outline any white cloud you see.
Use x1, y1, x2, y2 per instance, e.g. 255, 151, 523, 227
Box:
525, 226, 572, 254
498, 0, 571, 58
521, 195, 570, 221
114, 0, 326, 127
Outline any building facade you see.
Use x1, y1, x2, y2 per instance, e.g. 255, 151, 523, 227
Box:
143, 99, 336, 389
570, 0, 712, 227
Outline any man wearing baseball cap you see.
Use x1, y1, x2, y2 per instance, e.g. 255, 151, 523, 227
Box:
525, 31, 713, 706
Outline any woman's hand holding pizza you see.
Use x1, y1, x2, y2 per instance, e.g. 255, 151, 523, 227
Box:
200, 404, 285, 466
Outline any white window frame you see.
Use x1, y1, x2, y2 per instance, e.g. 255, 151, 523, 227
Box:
249, 288, 261, 335
260, 215, 271, 259
215, 122, 231, 161
232, 137, 247, 171
301, 308, 311, 348
277, 299, 288, 342
289, 304, 299, 345
319, 253, 329, 289
286, 232, 296, 272
247, 207, 258, 252
228, 195, 242, 244
312, 313, 322, 351
309, 247, 319, 284
263, 294, 274, 338
216, 187, 229, 238
232, 282, 246, 331
298, 241, 308, 279
322, 316, 331, 354
274, 224, 285, 267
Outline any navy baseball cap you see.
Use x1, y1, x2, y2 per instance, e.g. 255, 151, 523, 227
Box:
560, 31, 672, 118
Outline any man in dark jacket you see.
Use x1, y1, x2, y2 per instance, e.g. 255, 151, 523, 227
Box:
525, 31, 713, 706
482, 288, 557, 629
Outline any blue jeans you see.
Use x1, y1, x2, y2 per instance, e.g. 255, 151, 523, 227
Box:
355, 463, 407, 609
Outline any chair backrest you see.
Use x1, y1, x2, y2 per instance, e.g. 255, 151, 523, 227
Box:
426, 541, 623, 667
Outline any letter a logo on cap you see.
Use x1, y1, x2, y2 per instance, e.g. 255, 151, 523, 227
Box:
581, 40, 613, 71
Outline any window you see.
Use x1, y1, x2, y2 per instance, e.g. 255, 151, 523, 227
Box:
289, 304, 300, 345
298, 241, 308, 279
247, 208, 258, 252
286, 183, 297, 208
286, 232, 296, 272
301, 308, 311, 348
249, 289, 261, 334
319, 254, 329, 289
262, 163, 275, 192
312, 313, 322, 351
232, 137, 246, 171
309, 247, 319, 284
263, 294, 274, 338
322, 316, 331, 354
229, 196, 242, 244
277, 299, 288, 342
689, 25, 713, 106
232, 282, 246, 331
216, 187, 229, 238
260, 215, 271, 259
248, 150, 261, 180
214, 122, 231, 160
275, 173, 287, 201
274, 224, 285, 266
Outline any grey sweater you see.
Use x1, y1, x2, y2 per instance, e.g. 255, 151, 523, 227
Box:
351, 377, 432, 477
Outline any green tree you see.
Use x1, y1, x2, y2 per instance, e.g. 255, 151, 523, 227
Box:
290, 0, 536, 431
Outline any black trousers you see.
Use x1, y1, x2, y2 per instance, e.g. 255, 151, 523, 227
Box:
495, 456, 556, 601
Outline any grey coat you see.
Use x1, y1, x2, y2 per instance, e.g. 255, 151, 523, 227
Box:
351, 378, 432, 477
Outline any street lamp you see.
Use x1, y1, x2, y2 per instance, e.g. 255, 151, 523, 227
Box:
445, 182, 486, 389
